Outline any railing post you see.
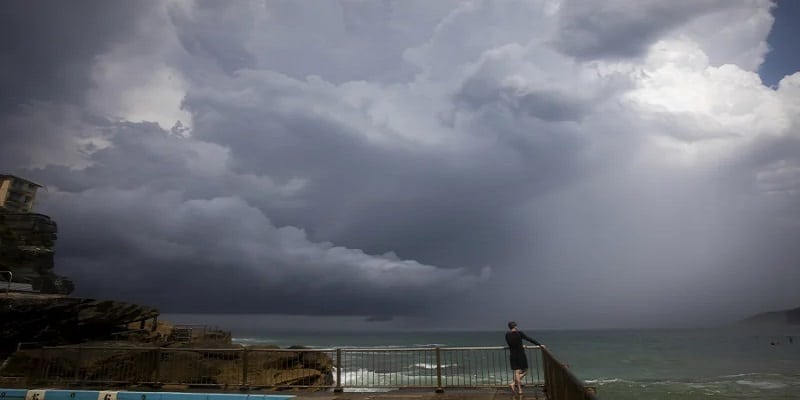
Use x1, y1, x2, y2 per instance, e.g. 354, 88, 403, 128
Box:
542, 348, 551, 397
73, 345, 82, 385
334, 348, 343, 392
534, 346, 541, 386
32, 347, 46, 387
153, 347, 162, 385
241, 347, 249, 390
435, 347, 444, 393
1, 270, 11, 295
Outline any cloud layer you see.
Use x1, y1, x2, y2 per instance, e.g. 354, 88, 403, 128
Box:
1, 0, 798, 328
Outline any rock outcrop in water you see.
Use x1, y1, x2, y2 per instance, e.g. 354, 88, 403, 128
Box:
739, 306, 800, 327
0, 211, 73, 294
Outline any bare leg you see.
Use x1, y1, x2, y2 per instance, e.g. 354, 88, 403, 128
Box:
510, 369, 519, 394
518, 370, 528, 394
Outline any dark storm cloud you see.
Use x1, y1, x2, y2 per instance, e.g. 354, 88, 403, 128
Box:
456, 75, 595, 122
169, 1, 257, 75
168, 0, 459, 84
179, 69, 601, 269
551, 0, 735, 60
2, 0, 799, 328
0, 0, 150, 110
28, 120, 488, 314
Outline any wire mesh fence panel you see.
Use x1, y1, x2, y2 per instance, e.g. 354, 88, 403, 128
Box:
158, 348, 242, 386
439, 347, 542, 388
76, 347, 158, 384
37, 348, 79, 385
338, 348, 439, 389
440, 348, 498, 387
245, 348, 335, 389
526, 346, 544, 387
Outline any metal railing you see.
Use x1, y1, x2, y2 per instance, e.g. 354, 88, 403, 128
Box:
542, 347, 598, 400
3, 345, 597, 398
334, 346, 543, 391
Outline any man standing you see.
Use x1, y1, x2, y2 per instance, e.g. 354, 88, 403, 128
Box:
506, 321, 542, 395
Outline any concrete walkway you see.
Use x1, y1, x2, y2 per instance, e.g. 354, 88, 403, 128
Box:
0, 386, 546, 400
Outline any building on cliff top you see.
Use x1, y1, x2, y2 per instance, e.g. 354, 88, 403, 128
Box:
0, 174, 42, 213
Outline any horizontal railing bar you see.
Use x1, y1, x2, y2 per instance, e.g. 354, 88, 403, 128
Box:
40, 345, 342, 352
41, 346, 240, 351
41, 346, 162, 350
337, 347, 441, 352
440, 345, 541, 351
40, 345, 539, 351
245, 348, 338, 352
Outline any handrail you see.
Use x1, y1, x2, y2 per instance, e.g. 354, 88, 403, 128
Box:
329, 345, 541, 352
1, 270, 11, 295
40, 344, 540, 352
542, 346, 598, 400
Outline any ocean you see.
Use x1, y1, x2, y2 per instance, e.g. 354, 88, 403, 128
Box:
163, 318, 800, 399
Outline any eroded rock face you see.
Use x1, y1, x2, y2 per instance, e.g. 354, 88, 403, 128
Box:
0, 212, 73, 294
2, 344, 335, 390
0, 293, 159, 358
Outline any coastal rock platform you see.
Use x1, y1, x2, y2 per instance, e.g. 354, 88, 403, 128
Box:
0, 292, 159, 358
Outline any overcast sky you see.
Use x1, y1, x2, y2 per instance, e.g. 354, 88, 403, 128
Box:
2, 0, 799, 330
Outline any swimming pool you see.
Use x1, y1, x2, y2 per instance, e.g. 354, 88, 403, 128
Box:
0, 389, 293, 400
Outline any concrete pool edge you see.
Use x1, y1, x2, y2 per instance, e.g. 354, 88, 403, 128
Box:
0, 389, 294, 400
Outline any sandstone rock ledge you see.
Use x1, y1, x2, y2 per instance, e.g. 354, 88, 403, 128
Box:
0, 293, 333, 391
1, 344, 334, 391
0, 292, 159, 358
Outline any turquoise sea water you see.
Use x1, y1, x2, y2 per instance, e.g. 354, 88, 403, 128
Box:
225, 328, 800, 400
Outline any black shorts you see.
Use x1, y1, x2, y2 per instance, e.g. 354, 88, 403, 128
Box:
510, 352, 528, 370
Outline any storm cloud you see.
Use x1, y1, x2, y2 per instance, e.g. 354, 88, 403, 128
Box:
1, 0, 798, 329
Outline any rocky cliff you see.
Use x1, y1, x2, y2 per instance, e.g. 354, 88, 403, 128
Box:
0, 293, 159, 358
0, 212, 73, 294
739, 306, 800, 327
0, 295, 334, 390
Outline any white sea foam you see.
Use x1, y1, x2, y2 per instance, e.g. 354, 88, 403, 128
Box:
735, 380, 788, 390
601, 376, 794, 392
720, 373, 760, 378
232, 337, 277, 344
584, 378, 629, 385
414, 363, 457, 369
719, 372, 782, 378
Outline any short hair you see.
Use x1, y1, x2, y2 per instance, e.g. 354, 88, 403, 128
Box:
508, 321, 517, 329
